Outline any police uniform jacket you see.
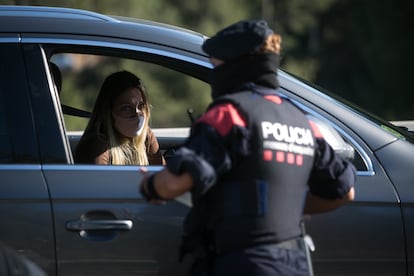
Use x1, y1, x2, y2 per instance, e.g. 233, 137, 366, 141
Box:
166, 53, 356, 255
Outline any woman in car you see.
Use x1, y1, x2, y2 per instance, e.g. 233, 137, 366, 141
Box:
74, 70, 165, 165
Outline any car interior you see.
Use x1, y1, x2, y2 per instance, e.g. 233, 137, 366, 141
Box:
47, 51, 368, 172
48, 51, 211, 164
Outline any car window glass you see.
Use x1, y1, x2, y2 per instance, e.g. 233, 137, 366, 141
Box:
52, 53, 211, 131
310, 115, 369, 172
51, 52, 210, 165
0, 90, 12, 163
306, 114, 368, 171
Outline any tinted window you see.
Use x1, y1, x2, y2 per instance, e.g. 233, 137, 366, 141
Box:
0, 43, 40, 163
0, 90, 12, 162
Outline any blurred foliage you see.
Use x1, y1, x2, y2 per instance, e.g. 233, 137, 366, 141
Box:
56, 54, 210, 130
2, 0, 413, 120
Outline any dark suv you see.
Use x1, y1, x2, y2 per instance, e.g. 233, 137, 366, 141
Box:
1, 5, 413, 276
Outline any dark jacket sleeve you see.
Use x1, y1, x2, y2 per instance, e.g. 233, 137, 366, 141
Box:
166, 103, 249, 198
308, 137, 356, 199
166, 123, 234, 197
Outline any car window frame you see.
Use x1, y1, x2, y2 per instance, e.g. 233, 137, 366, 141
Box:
25, 35, 210, 165
23, 43, 71, 164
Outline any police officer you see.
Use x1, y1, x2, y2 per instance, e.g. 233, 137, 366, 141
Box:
140, 19, 356, 276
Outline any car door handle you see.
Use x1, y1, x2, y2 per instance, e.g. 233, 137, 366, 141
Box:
66, 219, 133, 231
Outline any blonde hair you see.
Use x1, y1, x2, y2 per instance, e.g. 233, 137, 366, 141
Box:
107, 101, 150, 165
257, 34, 282, 54
82, 70, 151, 165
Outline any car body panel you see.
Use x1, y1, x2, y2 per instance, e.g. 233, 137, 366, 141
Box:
0, 42, 56, 275
0, 166, 56, 275
306, 165, 406, 275
375, 139, 414, 275
308, 205, 406, 276
0, 6, 206, 58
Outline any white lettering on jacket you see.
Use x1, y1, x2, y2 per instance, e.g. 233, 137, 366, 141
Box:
261, 121, 314, 146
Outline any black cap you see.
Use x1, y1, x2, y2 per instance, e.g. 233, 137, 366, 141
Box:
202, 19, 274, 61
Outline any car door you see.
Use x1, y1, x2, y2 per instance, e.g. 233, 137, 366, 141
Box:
0, 43, 56, 274
374, 137, 414, 276
23, 39, 198, 275
280, 84, 407, 276
43, 166, 190, 276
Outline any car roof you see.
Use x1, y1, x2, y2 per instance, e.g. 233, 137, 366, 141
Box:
0, 5, 207, 56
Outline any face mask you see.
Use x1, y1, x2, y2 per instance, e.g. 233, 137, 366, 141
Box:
136, 114, 145, 136
113, 113, 145, 138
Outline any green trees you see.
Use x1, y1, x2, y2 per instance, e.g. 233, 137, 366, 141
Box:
4, 0, 413, 120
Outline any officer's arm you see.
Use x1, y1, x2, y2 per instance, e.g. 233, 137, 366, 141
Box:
305, 138, 356, 215
304, 187, 355, 214
140, 126, 228, 201
151, 168, 193, 199
140, 103, 243, 202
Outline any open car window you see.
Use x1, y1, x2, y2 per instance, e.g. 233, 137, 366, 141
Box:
49, 50, 371, 173
48, 50, 210, 164
52, 52, 211, 131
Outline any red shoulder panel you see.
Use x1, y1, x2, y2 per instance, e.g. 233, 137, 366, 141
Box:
196, 103, 247, 136
308, 119, 324, 138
